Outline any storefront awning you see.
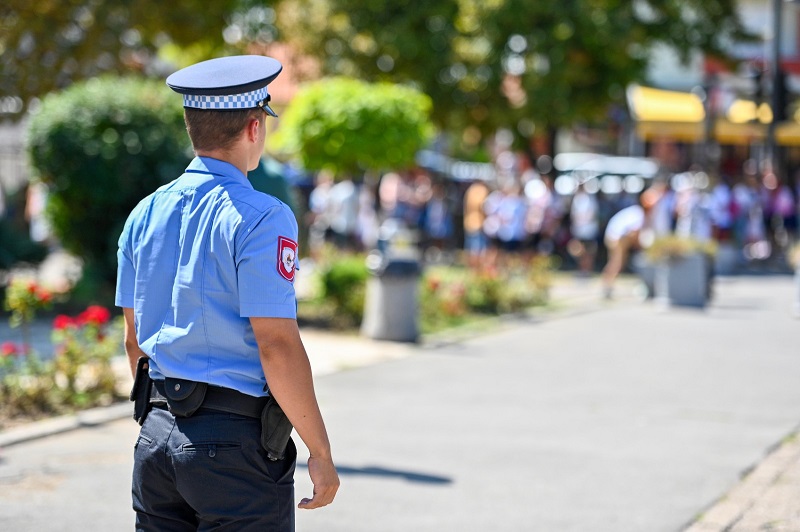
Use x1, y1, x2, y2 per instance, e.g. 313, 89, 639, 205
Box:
776, 122, 800, 145
627, 85, 705, 123
628, 85, 706, 143
715, 121, 767, 144
634, 121, 704, 143
628, 85, 800, 146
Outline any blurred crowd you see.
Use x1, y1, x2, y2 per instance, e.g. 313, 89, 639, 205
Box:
301, 156, 800, 275
4, 152, 798, 281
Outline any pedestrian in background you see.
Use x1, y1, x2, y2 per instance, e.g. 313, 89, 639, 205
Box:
420, 181, 453, 254
462, 179, 490, 270
116, 55, 339, 531
568, 181, 599, 276
601, 183, 665, 299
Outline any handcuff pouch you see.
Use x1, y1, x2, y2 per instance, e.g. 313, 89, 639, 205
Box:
163, 377, 208, 417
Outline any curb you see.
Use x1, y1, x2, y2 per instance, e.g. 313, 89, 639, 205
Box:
0, 402, 132, 448
683, 429, 800, 531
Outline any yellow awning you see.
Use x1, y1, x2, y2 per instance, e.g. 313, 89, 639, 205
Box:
628, 85, 800, 145
627, 85, 705, 123
635, 121, 704, 142
714, 121, 766, 144
776, 122, 800, 145
727, 100, 773, 124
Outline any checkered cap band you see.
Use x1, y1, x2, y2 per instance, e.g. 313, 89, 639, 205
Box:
183, 86, 269, 110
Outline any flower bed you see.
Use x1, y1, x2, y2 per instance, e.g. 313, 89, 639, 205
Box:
1, 277, 125, 427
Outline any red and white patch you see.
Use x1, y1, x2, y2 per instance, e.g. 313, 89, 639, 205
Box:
276, 236, 298, 282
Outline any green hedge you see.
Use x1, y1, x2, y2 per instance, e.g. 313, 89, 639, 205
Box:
273, 77, 434, 176
320, 256, 369, 325
27, 76, 190, 301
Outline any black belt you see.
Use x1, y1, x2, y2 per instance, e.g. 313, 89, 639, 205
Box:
151, 380, 268, 419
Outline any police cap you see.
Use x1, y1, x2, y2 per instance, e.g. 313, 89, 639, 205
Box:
166, 55, 282, 117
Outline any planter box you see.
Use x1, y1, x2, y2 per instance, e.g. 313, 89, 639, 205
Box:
654, 253, 709, 308
795, 267, 800, 318
713, 243, 740, 276
632, 252, 656, 298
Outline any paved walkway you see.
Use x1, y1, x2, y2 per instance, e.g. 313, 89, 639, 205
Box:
1, 273, 798, 530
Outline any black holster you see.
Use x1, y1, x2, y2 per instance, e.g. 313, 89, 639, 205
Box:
261, 395, 293, 461
130, 357, 153, 426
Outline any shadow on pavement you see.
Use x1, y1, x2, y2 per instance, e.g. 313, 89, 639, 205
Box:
298, 462, 453, 485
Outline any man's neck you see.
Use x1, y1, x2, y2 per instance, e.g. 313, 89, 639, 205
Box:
195, 149, 249, 176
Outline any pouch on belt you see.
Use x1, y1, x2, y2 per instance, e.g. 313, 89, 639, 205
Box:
162, 377, 208, 417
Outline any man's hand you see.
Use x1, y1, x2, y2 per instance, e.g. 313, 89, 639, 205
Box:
298, 455, 339, 509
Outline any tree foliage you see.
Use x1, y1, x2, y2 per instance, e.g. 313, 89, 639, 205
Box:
27, 76, 190, 298
0, 0, 278, 114
272, 77, 434, 176
277, 0, 753, 149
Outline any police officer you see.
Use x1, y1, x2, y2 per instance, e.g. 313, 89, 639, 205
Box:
116, 55, 339, 531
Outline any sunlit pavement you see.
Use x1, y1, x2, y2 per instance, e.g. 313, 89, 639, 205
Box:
1, 273, 798, 531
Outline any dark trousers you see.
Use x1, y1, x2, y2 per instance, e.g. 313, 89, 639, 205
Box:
133, 406, 296, 531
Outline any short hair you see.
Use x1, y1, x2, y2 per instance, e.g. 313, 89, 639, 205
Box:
183, 108, 262, 152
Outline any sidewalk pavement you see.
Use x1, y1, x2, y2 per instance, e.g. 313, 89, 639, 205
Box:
1, 272, 798, 530
0, 271, 611, 448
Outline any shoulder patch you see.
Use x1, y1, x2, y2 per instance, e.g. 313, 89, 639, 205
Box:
277, 236, 298, 282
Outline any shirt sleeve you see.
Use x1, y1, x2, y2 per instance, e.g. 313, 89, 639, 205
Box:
115, 218, 136, 308
237, 204, 299, 318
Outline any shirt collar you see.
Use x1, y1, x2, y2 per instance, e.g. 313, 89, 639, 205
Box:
185, 156, 252, 188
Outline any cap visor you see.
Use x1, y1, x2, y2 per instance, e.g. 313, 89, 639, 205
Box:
263, 104, 278, 118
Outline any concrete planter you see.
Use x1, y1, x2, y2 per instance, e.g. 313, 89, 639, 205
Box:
632, 252, 656, 298
713, 243, 740, 276
654, 252, 709, 308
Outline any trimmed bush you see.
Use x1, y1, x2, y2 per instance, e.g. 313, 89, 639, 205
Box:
320, 255, 368, 325
273, 77, 434, 176
27, 76, 190, 302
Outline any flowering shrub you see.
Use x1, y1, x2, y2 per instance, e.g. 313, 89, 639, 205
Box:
645, 235, 718, 263
4, 277, 53, 327
50, 306, 121, 408
425, 275, 468, 317
1, 341, 23, 357
0, 344, 54, 420
0, 341, 24, 374
0, 305, 124, 424
419, 260, 555, 334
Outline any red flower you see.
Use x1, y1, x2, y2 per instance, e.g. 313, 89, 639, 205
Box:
27, 282, 37, 294
78, 305, 111, 326
38, 290, 52, 304
1, 342, 20, 357
53, 315, 75, 330
427, 277, 441, 292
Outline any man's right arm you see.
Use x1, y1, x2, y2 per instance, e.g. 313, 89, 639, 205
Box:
122, 308, 147, 378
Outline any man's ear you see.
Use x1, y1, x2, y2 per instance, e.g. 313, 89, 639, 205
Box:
248, 117, 260, 142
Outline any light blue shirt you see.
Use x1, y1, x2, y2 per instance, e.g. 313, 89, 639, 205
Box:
116, 157, 299, 397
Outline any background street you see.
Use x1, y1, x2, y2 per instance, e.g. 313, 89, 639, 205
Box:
1, 274, 798, 531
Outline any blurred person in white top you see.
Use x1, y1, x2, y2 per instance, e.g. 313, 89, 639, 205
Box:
601, 183, 666, 298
